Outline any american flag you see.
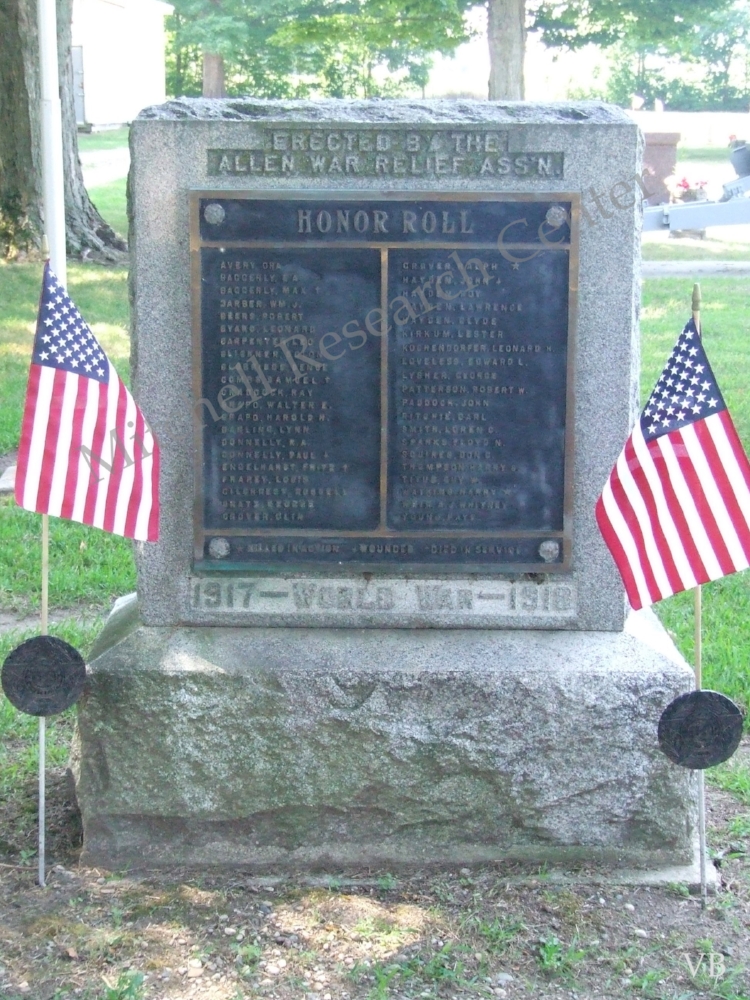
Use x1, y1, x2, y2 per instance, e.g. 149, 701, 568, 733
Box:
14, 263, 159, 541
596, 318, 750, 610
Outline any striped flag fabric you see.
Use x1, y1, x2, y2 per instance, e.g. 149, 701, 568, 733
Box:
596, 318, 750, 610
14, 263, 159, 541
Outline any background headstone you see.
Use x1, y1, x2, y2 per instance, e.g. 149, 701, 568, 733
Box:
643, 131, 681, 206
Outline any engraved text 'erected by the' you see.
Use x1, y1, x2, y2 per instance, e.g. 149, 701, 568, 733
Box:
207, 129, 564, 179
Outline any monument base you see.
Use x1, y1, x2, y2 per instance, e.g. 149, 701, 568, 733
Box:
72, 595, 697, 871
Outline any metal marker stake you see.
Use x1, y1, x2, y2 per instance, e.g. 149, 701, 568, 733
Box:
3, 638, 86, 890
692, 281, 707, 910
39, 716, 46, 887
39, 497, 50, 886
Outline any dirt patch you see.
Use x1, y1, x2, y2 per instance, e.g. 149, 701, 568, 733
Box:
0, 606, 106, 638
1, 756, 749, 1000
0, 766, 82, 863
0, 611, 40, 635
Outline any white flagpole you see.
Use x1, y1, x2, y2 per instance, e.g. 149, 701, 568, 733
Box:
37, 0, 68, 888
37, 0, 67, 285
692, 282, 707, 910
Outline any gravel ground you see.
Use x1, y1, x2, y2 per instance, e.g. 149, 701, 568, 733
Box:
0, 746, 748, 1000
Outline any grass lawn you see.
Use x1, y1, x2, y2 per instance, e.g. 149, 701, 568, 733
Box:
77, 126, 130, 153
88, 178, 128, 241
641, 277, 750, 714
0, 260, 130, 455
0, 497, 136, 613
78, 125, 129, 238
678, 146, 737, 162
1, 260, 750, 1000
641, 234, 750, 261
0, 260, 135, 614
640, 278, 750, 436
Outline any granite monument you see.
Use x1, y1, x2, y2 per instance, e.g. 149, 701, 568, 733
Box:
72, 99, 698, 872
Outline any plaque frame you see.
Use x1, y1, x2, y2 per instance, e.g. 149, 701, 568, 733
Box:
190, 190, 580, 575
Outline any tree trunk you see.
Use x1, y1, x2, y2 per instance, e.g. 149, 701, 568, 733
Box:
202, 52, 225, 97
0, 0, 126, 260
636, 50, 646, 95
173, 15, 185, 97
487, 0, 525, 100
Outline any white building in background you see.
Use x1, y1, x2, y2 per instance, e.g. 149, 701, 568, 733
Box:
71, 0, 172, 127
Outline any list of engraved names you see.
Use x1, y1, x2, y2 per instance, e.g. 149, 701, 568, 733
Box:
388, 248, 569, 536
195, 195, 573, 569
201, 247, 381, 533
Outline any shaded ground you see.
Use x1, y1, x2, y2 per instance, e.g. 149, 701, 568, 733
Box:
0, 452, 17, 476
1, 749, 749, 1000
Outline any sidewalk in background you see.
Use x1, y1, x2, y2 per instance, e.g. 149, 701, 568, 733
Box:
642, 260, 750, 276
80, 148, 130, 188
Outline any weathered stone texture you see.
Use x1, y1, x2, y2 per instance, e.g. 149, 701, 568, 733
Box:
129, 98, 642, 632
72, 99, 698, 873
74, 595, 696, 870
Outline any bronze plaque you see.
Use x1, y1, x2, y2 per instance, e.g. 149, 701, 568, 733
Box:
191, 192, 577, 572
2, 636, 86, 717
658, 690, 744, 769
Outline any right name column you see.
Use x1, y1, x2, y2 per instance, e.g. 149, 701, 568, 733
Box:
387, 246, 570, 546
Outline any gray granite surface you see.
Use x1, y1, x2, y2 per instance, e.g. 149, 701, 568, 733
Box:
129, 100, 642, 630
138, 97, 630, 125
73, 596, 696, 869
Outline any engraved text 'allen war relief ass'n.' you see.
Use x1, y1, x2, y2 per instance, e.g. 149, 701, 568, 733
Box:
191, 192, 577, 574
207, 128, 565, 179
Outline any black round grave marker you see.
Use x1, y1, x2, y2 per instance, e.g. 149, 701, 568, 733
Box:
658, 690, 743, 770
1, 636, 85, 716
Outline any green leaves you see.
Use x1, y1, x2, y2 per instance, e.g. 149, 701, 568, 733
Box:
531, 0, 738, 53
537, 934, 586, 976
166, 0, 474, 98
102, 971, 145, 1000
531, 0, 750, 110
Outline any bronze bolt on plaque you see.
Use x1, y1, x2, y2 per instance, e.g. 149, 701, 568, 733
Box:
191, 192, 578, 573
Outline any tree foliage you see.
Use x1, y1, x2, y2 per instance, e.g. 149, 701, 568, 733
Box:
531, 0, 750, 109
531, 0, 737, 52
166, 0, 474, 98
679, 1, 750, 91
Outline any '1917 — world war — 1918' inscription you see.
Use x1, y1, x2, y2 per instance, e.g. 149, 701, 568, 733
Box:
191, 193, 577, 572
